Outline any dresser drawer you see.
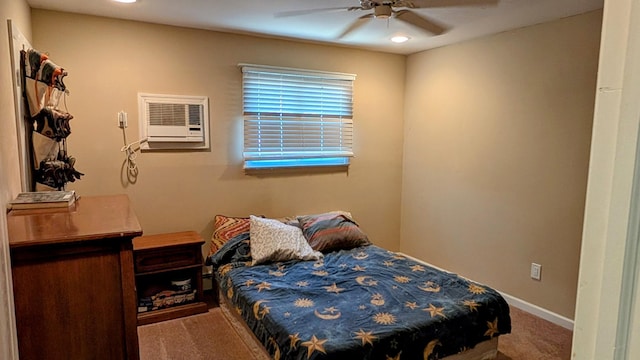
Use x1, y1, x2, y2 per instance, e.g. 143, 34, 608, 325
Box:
135, 245, 200, 273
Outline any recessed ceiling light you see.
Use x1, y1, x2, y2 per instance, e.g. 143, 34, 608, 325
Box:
390, 35, 410, 43
113, 0, 137, 3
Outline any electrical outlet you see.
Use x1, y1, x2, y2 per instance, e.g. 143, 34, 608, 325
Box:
118, 111, 128, 128
531, 263, 541, 280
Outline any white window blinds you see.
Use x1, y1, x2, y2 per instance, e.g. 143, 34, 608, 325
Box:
241, 64, 356, 169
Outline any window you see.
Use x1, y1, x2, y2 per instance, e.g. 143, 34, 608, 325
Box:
240, 64, 356, 169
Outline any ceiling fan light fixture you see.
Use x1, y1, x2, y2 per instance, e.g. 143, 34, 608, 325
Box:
391, 35, 410, 43
374, 5, 392, 19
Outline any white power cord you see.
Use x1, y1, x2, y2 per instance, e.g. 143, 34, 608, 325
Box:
119, 111, 147, 180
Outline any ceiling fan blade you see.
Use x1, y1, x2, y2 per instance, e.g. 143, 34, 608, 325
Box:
338, 14, 374, 39
394, 10, 449, 35
275, 7, 350, 18
409, 0, 500, 9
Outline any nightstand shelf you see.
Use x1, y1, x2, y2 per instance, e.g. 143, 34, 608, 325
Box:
133, 231, 208, 325
137, 301, 207, 325
136, 263, 203, 277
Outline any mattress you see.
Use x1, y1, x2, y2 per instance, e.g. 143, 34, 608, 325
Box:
212, 243, 511, 360
218, 288, 500, 360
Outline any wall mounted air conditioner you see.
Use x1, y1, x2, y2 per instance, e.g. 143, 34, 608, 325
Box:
138, 93, 210, 150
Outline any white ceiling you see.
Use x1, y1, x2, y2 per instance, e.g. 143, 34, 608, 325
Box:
27, 0, 604, 55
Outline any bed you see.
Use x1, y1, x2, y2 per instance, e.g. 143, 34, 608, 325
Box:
207, 213, 511, 360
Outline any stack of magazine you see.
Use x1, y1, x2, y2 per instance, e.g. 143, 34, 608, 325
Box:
9, 190, 77, 210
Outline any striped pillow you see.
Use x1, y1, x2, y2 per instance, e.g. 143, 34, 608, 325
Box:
208, 215, 251, 256
297, 212, 370, 253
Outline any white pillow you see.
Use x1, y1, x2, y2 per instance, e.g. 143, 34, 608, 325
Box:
250, 215, 323, 265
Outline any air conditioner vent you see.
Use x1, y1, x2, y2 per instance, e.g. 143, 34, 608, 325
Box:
138, 93, 209, 150
149, 103, 188, 127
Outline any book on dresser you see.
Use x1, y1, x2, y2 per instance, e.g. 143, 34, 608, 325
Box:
9, 190, 77, 210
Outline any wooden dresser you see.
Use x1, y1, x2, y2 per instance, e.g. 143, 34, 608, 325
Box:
7, 194, 142, 360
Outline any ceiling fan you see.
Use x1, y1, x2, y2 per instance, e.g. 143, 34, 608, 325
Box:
275, 0, 500, 39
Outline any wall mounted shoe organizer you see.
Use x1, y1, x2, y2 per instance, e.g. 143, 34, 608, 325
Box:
20, 48, 83, 191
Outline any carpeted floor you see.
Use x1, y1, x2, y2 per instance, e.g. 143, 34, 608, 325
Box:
495, 306, 572, 360
138, 308, 257, 360
138, 303, 573, 360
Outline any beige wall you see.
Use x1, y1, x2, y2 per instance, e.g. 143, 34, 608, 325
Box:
400, 11, 602, 319
0, 0, 31, 358
30, 10, 406, 254
11, 6, 602, 332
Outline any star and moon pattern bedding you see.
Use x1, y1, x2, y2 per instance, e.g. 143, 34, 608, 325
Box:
212, 239, 511, 360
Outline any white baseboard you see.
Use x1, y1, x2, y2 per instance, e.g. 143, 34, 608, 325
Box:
498, 292, 574, 330
398, 252, 575, 331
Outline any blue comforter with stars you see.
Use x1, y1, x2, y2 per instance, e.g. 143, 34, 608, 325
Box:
211, 238, 511, 360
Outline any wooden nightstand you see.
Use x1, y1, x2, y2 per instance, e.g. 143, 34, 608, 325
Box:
133, 231, 208, 325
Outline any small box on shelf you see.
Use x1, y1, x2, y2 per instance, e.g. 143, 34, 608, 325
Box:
138, 289, 197, 313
